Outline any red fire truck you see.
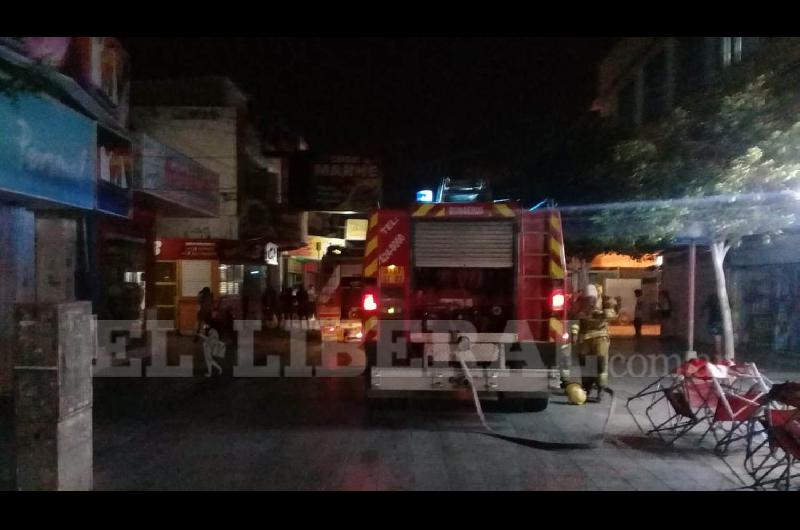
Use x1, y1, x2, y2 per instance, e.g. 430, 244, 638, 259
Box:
359, 199, 570, 408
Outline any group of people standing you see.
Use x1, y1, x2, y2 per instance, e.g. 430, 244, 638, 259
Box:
193, 283, 319, 377
261, 284, 316, 327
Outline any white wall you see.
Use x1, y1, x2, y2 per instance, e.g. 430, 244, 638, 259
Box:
604, 278, 642, 321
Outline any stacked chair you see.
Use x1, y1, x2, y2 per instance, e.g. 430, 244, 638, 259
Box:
742, 382, 800, 491
628, 358, 798, 490
627, 359, 769, 450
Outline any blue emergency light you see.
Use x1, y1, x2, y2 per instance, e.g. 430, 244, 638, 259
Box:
416, 189, 434, 203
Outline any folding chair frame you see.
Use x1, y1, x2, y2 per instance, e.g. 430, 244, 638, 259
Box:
642, 376, 716, 446
743, 408, 800, 491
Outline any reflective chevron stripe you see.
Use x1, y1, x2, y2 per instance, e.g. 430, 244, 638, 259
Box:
365, 237, 377, 257
364, 211, 380, 279
364, 259, 378, 279
493, 203, 515, 217
549, 317, 564, 342
412, 204, 435, 217
549, 211, 565, 280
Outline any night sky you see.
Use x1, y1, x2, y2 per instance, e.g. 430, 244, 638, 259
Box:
121, 37, 618, 203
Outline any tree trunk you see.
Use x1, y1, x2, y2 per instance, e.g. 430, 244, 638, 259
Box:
709, 240, 735, 360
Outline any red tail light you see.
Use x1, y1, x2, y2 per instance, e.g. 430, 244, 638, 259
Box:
362, 293, 378, 312
551, 290, 565, 312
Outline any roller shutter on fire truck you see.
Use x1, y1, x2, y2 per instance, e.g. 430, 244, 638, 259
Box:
413, 221, 514, 268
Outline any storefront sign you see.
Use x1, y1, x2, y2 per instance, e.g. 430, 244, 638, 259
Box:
155, 238, 219, 260
265, 243, 279, 265
345, 218, 368, 241
0, 94, 95, 209
69, 37, 131, 126
136, 134, 220, 217
291, 154, 382, 212
314, 155, 381, 211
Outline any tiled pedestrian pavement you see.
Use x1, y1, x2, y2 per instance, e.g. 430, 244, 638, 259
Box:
3, 334, 797, 490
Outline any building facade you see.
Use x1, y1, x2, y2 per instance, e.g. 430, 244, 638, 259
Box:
130, 77, 308, 327
0, 39, 226, 393
0, 36, 204, 490
593, 37, 763, 129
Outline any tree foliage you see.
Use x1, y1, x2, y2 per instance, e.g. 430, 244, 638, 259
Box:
578, 38, 800, 253
569, 38, 800, 359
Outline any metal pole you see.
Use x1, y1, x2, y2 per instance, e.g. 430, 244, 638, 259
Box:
686, 241, 697, 360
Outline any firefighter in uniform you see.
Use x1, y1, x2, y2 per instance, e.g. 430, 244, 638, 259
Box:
575, 284, 617, 402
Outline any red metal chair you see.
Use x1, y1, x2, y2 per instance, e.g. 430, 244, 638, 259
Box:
743, 383, 800, 491
641, 376, 719, 445
629, 359, 776, 451
703, 385, 766, 454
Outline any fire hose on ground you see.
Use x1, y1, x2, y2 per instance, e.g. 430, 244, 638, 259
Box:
454, 348, 617, 450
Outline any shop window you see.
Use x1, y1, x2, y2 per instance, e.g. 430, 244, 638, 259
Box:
181, 260, 212, 297
219, 264, 244, 295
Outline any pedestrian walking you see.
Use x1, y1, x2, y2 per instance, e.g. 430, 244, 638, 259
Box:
195, 287, 214, 341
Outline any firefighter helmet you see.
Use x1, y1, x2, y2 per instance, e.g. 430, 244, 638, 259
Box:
565, 383, 587, 405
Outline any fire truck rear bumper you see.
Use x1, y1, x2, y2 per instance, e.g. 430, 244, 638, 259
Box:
368, 366, 557, 393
